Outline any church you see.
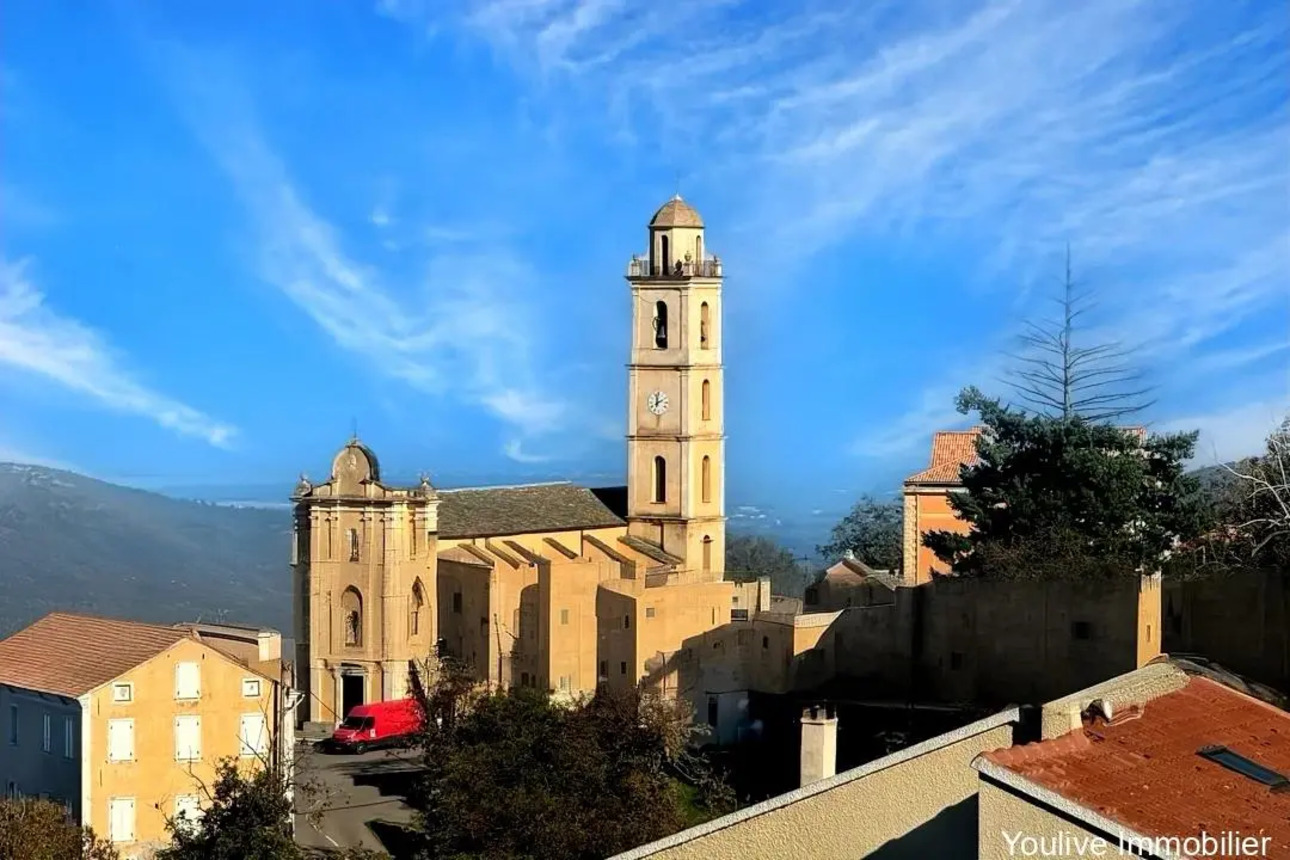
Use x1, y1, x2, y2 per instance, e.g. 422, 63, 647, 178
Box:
291, 196, 776, 726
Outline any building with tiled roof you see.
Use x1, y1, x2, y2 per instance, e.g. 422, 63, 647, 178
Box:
900, 428, 983, 584
0, 612, 289, 854
975, 665, 1290, 859
901, 424, 1152, 584
291, 199, 771, 730
610, 657, 1288, 860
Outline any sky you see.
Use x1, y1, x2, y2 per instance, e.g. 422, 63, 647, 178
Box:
2, 0, 1287, 525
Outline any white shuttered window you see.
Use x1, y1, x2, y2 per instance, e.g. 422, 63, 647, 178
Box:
107, 719, 134, 762
174, 715, 201, 761
108, 797, 135, 842
239, 713, 267, 757
173, 794, 203, 832
175, 662, 201, 699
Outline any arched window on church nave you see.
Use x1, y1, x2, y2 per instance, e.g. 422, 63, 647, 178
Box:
341, 586, 363, 647
701, 379, 711, 421
652, 456, 667, 504
701, 456, 712, 504
653, 301, 669, 349
410, 579, 426, 637
702, 536, 713, 573
699, 302, 710, 349
347, 528, 360, 562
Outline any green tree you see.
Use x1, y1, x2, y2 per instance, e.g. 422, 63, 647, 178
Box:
924, 386, 1204, 580
816, 495, 902, 571
155, 759, 297, 860
724, 533, 808, 597
0, 798, 119, 860
408, 661, 734, 860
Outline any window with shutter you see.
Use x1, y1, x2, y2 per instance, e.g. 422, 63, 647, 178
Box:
173, 794, 202, 832
175, 663, 201, 699
174, 716, 201, 761
239, 714, 267, 757
63, 717, 74, 758
108, 797, 135, 842
107, 719, 134, 762
42, 714, 51, 753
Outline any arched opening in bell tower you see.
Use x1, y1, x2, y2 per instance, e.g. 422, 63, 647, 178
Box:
702, 536, 713, 573
701, 456, 712, 503
660, 234, 671, 274
654, 301, 669, 349
700, 302, 710, 349
701, 379, 711, 421
652, 456, 667, 503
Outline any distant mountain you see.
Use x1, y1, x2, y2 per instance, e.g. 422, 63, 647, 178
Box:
0, 463, 292, 637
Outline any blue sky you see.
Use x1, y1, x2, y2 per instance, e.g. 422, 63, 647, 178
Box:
2, 0, 1287, 522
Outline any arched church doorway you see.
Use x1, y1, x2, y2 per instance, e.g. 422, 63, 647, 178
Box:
340, 664, 366, 717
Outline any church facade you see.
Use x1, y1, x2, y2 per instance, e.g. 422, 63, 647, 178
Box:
291, 197, 770, 726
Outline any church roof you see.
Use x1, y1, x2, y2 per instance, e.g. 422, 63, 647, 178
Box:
650, 195, 704, 228
437, 482, 627, 539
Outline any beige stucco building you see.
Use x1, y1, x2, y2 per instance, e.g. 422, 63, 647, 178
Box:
0, 612, 290, 858
293, 197, 769, 727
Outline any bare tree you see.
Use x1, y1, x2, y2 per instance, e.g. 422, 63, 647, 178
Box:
1007, 248, 1153, 422
1221, 417, 1290, 565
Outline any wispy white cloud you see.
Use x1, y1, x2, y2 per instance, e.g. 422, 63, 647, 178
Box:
502, 438, 554, 464
410, 0, 1288, 459
0, 258, 237, 447
164, 56, 581, 455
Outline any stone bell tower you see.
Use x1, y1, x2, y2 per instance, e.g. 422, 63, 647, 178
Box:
624, 195, 726, 580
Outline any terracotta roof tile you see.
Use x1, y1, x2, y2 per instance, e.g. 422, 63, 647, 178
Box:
984, 677, 1290, 853
0, 612, 190, 697
905, 429, 983, 485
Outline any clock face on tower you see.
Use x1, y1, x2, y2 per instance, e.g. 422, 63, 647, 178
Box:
647, 391, 670, 415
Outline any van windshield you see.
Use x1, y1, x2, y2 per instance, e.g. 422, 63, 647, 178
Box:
340, 715, 374, 730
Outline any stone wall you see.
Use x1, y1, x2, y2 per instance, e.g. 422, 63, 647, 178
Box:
1163, 568, 1289, 693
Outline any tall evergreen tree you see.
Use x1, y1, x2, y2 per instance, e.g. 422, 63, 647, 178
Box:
924, 387, 1205, 580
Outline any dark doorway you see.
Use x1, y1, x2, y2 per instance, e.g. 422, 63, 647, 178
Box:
341, 672, 365, 717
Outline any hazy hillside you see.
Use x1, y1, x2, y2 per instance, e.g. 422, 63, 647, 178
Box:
0, 459, 1241, 639
0, 463, 292, 637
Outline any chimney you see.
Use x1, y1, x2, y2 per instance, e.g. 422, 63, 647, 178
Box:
258, 630, 282, 663
800, 704, 838, 787
757, 576, 772, 612
843, 549, 856, 561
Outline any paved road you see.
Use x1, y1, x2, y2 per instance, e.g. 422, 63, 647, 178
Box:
294, 740, 421, 854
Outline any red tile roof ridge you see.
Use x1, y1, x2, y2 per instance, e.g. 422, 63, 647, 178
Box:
984, 729, 1095, 767
40, 609, 194, 635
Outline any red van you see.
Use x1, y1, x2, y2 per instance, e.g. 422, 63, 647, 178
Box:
330, 698, 423, 753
